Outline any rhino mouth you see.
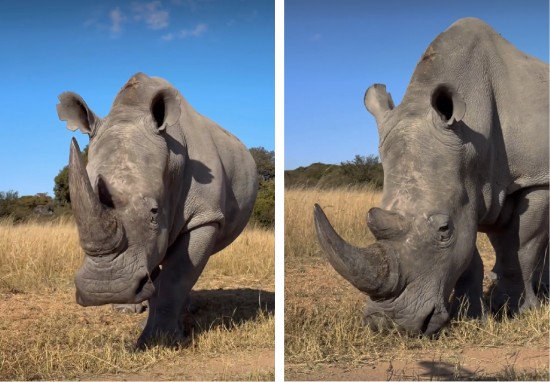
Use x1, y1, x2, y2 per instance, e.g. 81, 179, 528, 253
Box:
364, 300, 450, 336
75, 259, 161, 306
134, 266, 161, 301
418, 306, 449, 335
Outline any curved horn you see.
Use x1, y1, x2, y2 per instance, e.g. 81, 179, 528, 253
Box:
69, 138, 125, 255
313, 204, 399, 297
367, 207, 410, 240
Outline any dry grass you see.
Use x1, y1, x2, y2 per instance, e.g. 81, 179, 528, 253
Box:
0, 220, 274, 380
285, 186, 382, 260
285, 187, 549, 380
0, 218, 81, 292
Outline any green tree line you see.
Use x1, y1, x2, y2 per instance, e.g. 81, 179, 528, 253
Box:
0, 191, 55, 222
284, 154, 383, 189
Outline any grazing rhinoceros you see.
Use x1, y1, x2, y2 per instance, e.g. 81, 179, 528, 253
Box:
314, 18, 548, 335
57, 73, 258, 348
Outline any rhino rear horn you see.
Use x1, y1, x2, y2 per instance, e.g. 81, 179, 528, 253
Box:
367, 207, 410, 240
69, 138, 125, 255
313, 204, 399, 297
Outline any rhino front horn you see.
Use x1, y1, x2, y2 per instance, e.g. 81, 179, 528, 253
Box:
313, 204, 400, 297
69, 138, 125, 255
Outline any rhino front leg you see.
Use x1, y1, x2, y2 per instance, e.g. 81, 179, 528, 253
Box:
450, 246, 484, 319
137, 223, 218, 349
487, 187, 549, 315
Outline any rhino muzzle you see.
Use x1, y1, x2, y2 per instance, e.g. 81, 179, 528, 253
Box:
69, 138, 126, 255
313, 204, 401, 297
75, 265, 160, 306
364, 303, 450, 336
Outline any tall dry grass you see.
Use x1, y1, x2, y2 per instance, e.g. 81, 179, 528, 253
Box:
285, 186, 382, 260
0, 220, 274, 380
285, 187, 549, 378
0, 219, 274, 293
0, 218, 82, 292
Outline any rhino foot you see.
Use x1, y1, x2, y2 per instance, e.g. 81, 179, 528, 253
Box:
135, 326, 191, 351
135, 308, 195, 351
488, 283, 540, 317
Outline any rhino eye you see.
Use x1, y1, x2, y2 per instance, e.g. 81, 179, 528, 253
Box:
428, 214, 453, 242
149, 207, 159, 226
438, 223, 449, 232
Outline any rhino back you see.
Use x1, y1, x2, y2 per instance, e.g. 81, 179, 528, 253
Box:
405, 17, 548, 191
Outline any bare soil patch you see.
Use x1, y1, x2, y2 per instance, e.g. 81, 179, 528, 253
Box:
92, 350, 275, 381
286, 345, 548, 381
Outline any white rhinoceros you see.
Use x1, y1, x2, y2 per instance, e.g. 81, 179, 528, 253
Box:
57, 73, 258, 348
315, 18, 548, 335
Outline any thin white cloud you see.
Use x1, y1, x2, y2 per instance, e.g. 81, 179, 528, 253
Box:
311, 33, 322, 42
174, 0, 194, 9
161, 33, 175, 41
179, 23, 208, 38
83, 6, 106, 29
133, 1, 170, 30
172, 0, 211, 11
246, 9, 259, 21
109, 7, 126, 34
86, 1, 210, 40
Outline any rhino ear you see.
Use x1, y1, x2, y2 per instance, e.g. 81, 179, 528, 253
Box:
150, 88, 181, 132
431, 84, 465, 126
364, 84, 395, 122
56, 92, 101, 136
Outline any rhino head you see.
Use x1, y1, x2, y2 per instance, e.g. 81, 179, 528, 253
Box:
57, 73, 182, 306
315, 83, 477, 335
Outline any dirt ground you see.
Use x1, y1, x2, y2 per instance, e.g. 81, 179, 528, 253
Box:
286, 345, 549, 381
284, 258, 549, 381
91, 350, 275, 381
0, 286, 275, 380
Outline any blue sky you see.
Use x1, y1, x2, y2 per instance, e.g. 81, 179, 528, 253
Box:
0, 0, 274, 196
285, 0, 549, 170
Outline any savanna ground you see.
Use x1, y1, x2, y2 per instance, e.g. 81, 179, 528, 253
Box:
285, 187, 549, 381
0, 219, 274, 380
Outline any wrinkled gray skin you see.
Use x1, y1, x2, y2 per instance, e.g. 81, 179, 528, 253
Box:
57, 73, 258, 348
315, 18, 549, 335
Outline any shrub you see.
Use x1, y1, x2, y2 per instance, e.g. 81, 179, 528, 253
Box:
251, 179, 275, 228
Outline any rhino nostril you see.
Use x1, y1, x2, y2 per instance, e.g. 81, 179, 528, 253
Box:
135, 266, 161, 295
421, 307, 436, 334
150, 266, 161, 281
135, 275, 150, 296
